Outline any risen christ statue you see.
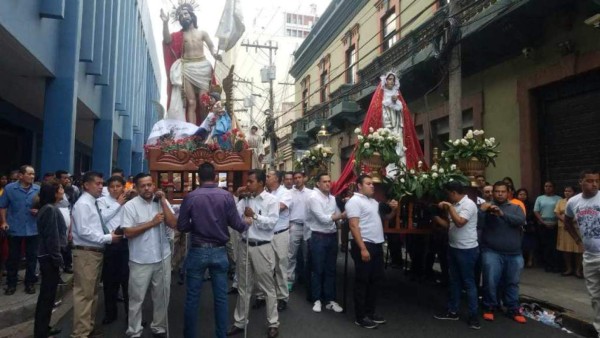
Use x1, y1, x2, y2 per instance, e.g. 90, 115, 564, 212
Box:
161, 5, 222, 125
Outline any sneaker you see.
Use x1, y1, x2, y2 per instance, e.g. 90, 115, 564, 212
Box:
4, 287, 16, 295
483, 312, 494, 321
468, 317, 481, 330
512, 314, 527, 324
354, 317, 378, 329
368, 314, 386, 324
325, 301, 343, 313
312, 300, 322, 312
434, 311, 459, 320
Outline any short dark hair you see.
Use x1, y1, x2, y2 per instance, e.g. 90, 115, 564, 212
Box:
82, 171, 103, 185
248, 169, 266, 185
493, 181, 509, 191
315, 172, 329, 183
564, 185, 577, 193
544, 181, 555, 187
293, 171, 305, 177
475, 175, 485, 180
19, 165, 34, 174
39, 181, 62, 208
112, 167, 124, 175
515, 188, 529, 198
268, 170, 283, 184
133, 173, 151, 185
198, 163, 216, 182
284, 171, 294, 177
502, 176, 514, 186
356, 174, 372, 186
251, 126, 258, 131
55, 170, 69, 178
580, 169, 599, 180
43, 172, 55, 179
444, 181, 465, 194
107, 175, 126, 186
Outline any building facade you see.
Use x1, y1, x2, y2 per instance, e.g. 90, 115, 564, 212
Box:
0, 0, 161, 178
288, 0, 600, 194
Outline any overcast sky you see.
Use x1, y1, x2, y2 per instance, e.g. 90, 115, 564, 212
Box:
146, 0, 331, 106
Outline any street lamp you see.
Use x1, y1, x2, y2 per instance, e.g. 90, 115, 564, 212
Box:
316, 124, 330, 146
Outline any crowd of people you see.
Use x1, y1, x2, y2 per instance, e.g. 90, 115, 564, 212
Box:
0, 165, 599, 338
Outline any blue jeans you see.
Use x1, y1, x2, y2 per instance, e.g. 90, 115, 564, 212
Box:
447, 246, 479, 317
309, 233, 338, 303
481, 249, 524, 313
184, 246, 229, 338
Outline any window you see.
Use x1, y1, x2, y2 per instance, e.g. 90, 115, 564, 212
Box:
302, 88, 309, 114
345, 44, 357, 84
381, 11, 397, 51
286, 13, 291, 23
320, 70, 328, 103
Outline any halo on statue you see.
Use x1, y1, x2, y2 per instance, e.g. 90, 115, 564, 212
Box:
163, 0, 200, 23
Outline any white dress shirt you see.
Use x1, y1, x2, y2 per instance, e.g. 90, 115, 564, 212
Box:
236, 190, 279, 241
307, 189, 339, 234
72, 192, 112, 248
271, 185, 292, 232
345, 193, 385, 244
122, 196, 173, 264
97, 195, 124, 231
289, 186, 313, 224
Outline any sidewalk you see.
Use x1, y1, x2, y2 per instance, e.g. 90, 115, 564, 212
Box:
520, 267, 596, 337
0, 270, 73, 337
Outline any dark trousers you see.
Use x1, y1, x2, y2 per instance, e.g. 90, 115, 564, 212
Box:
34, 256, 59, 338
351, 241, 384, 320
61, 245, 72, 270
540, 226, 560, 271
7, 235, 39, 287
309, 233, 338, 303
102, 242, 129, 320
425, 231, 449, 283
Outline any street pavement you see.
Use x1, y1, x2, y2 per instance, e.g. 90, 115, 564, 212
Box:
53, 255, 578, 338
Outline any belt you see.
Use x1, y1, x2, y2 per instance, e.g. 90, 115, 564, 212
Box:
312, 231, 337, 237
192, 242, 225, 248
242, 239, 271, 247
274, 228, 289, 235
74, 245, 104, 253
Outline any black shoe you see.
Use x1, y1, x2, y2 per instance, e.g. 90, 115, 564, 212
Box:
468, 317, 481, 330
227, 287, 238, 295
25, 284, 36, 294
354, 317, 378, 329
4, 287, 16, 295
58, 277, 67, 286
434, 311, 459, 320
252, 298, 266, 309
226, 325, 244, 336
277, 300, 287, 311
63, 267, 74, 274
267, 327, 279, 338
368, 314, 386, 324
152, 333, 167, 338
48, 327, 62, 335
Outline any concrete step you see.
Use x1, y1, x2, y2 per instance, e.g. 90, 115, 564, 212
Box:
0, 271, 73, 329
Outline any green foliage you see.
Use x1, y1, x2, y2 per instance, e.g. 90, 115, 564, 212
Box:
442, 129, 500, 167
354, 127, 402, 173
386, 162, 470, 201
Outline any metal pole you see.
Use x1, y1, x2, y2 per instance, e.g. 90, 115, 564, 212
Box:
448, 0, 462, 140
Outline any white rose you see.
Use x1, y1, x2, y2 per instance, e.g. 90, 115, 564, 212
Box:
399, 171, 405, 176
465, 130, 474, 139
304, 151, 310, 156
460, 139, 469, 146
432, 173, 438, 178
449, 178, 454, 182
439, 168, 445, 174
364, 142, 370, 149
410, 169, 415, 174
357, 135, 364, 141
453, 139, 460, 146
422, 174, 428, 179
311, 156, 316, 160
418, 161, 423, 168
354, 127, 361, 134
368, 134, 374, 139
316, 144, 323, 149
323, 153, 328, 158
474, 130, 484, 136
450, 164, 457, 170
485, 139, 492, 147
431, 164, 438, 172
489, 137, 496, 143
369, 127, 374, 133
400, 178, 405, 183
373, 132, 380, 138
441, 151, 446, 157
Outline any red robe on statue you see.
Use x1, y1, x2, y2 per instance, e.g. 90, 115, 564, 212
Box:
331, 83, 424, 195
162, 31, 217, 124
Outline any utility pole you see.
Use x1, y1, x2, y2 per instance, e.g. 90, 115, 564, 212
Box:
242, 40, 278, 168
448, 1, 462, 140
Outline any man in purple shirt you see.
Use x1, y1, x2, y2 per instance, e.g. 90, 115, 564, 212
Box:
177, 163, 250, 338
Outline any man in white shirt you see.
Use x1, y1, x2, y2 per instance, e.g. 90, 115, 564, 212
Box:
264, 170, 293, 311
228, 170, 280, 338
71, 172, 122, 338
287, 171, 312, 291
307, 173, 345, 313
565, 169, 600, 336
122, 173, 177, 338
433, 181, 480, 330
345, 175, 397, 329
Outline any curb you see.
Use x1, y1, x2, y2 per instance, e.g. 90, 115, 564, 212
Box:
520, 295, 596, 338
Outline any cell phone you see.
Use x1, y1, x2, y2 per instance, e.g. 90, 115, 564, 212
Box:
114, 226, 124, 236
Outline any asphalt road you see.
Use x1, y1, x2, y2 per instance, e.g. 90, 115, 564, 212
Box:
54, 254, 577, 338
